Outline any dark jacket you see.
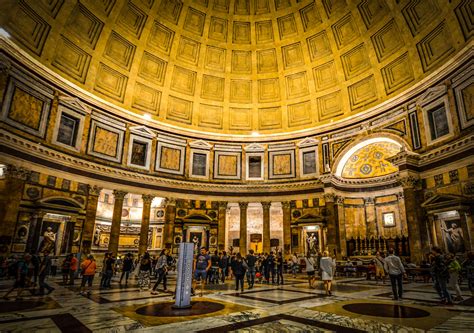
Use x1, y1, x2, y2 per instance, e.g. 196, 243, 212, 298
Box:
230, 259, 247, 276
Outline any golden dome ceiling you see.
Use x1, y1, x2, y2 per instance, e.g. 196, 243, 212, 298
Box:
1, 0, 470, 136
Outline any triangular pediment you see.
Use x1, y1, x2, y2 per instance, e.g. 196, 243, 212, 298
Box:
421, 194, 465, 208
416, 85, 447, 106
129, 125, 156, 138
297, 137, 319, 147
189, 140, 212, 150
244, 143, 265, 152
296, 213, 325, 223
59, 96, 92, 114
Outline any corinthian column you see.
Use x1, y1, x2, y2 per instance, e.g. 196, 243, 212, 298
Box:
282, 201, 291, 256
163, 198, 176, 249
217, 201, 228, 251
239, 202, 248, 255
139, 194, 154, 255
81, 185, 102, 254
262, 202, 271, 254
108, 190, 127, 255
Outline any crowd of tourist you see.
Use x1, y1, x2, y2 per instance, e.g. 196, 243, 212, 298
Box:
1, 247, 473, 304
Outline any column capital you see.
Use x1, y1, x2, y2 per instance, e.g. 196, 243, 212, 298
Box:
238, 201, 249, 209
364, 197, 374, 205
4, 165, 30, 181
112, 190, 127, 200
281, 201, 291, 209
323, 193, 336, 203
164, 197, 176, 206
335, 196, 345, 205
261, 201, 272, 210
142, 194, 155, 204
218, 201, 228, 209
398, 175, 421, 190
88, 185, 103, 196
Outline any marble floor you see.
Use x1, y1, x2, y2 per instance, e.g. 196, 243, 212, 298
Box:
0, 272, 473, 332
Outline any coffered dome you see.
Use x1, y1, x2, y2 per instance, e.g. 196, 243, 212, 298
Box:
1, 0, 470, 136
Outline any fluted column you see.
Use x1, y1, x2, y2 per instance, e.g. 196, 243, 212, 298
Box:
262, 202, 271, 254
282, 201, 291, 256
399, 175, 424, 263
139, 194, 154, 255
217, 201, 228, 251
239, 202, 248, 255
81, 185, 102, 254
0, 165, 30, 253
108, 190, 127, 255
163, 198, 176, 249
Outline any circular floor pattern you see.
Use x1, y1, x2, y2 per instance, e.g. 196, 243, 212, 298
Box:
342, 303, 430, 318
0, 300, 45, 313
136, 301, 225, 317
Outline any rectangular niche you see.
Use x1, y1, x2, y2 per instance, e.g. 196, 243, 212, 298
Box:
155, 138, 186, 175
1, 75, 53, 138
190, 149, 210, 179
214, 149, 242, 180
87, 119, 125, 163
269, 150, 295, 179
422, 95, 453, 146
299, 146, 318, 177
127, 134, 152, 170
246, 153, 264, 180
52, 103, 86, 152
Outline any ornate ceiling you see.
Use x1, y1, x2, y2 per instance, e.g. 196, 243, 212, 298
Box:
0, 0, 470, 135
341, 141, 400, 178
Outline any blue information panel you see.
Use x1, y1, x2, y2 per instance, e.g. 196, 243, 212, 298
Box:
174, 242, 194, 308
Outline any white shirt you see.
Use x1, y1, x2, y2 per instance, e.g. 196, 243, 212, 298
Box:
383, 255, 406, 275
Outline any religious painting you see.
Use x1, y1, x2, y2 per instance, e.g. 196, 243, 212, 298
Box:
192, 152, 207, 176
93, 126, 119, 157
8, 87, 44, 130
130, 140, 148, 166
248, 155, 262, 179
57, 113, 80, 147
441, 219, 465, 254
160, 146, 182, 171
302, 150, 317, 175
427, 104, 450, 141
382, 212, 395, 227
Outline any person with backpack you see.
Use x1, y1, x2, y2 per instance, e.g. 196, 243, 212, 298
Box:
38, 251, 54, 295
69, 253, 78, 285
80, 254, 96, 295
230, 253, 247, 292
266, 252, 276, 284
431, 247, 452, 305
446, 253, 463, 301
246, 249, 257, 289
209, 250, 220, 284
119, 253, 133, 285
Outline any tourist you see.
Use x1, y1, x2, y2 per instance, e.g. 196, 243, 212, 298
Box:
383, 248, 406, 300
61, 254, 72, 285
463, 252, 474, 296
38, 251, 54, 295
138, 252, 152, 291
119, 253, 133, 285
320, 251, 336, 295
69, 253, 78, 285
374, 251, 386, 284
343, 260, 356, 277
101, 252, 115, 289
79, 254, 96, 295
209, 250, 220, 284
151, 249, 169, 294
193, 247, 211, 297
218, 251, 228, 283
276, 252, 284, 285
431, 247, 452, 304
3, 254, 32, 300
50, 256, 58, 276
290, 253, 299, 278
304, 253, 317, 288
266, 251, 276, 284
31, 253, 40, 286
230, 253, 247, 292
246, 249, 257, 289
446, 254, 463, 301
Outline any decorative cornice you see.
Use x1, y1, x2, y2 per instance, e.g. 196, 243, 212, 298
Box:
398, 175, 421, 190
87, 185, 103, 197
323, 193, 336, 203
4, 164, 30, 181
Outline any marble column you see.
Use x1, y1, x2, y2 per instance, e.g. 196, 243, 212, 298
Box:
336, 196, 347, 257
399, 176, 424, 264
324, 193, 338, 257
0, 165, 30, 253
282, 201, 291, 256
428, 215, 438, 247
239, 202, 248, 255
139, 194, 154, 255
81, 185, 102, 254
217, 201, 228, 251
108, 190, 127, 255
364, 197, 376, 239
163, 198, 176, 249
262, 201, 271, 254
459, 209, 473, 252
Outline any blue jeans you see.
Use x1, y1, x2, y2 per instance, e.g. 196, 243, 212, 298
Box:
434, 276, 452, 302
389, 274, 403, 299
246, 267, 255, 286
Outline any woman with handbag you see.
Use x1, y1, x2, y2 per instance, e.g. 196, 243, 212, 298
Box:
80, 255, 96, 295
151, 249, 169, 294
